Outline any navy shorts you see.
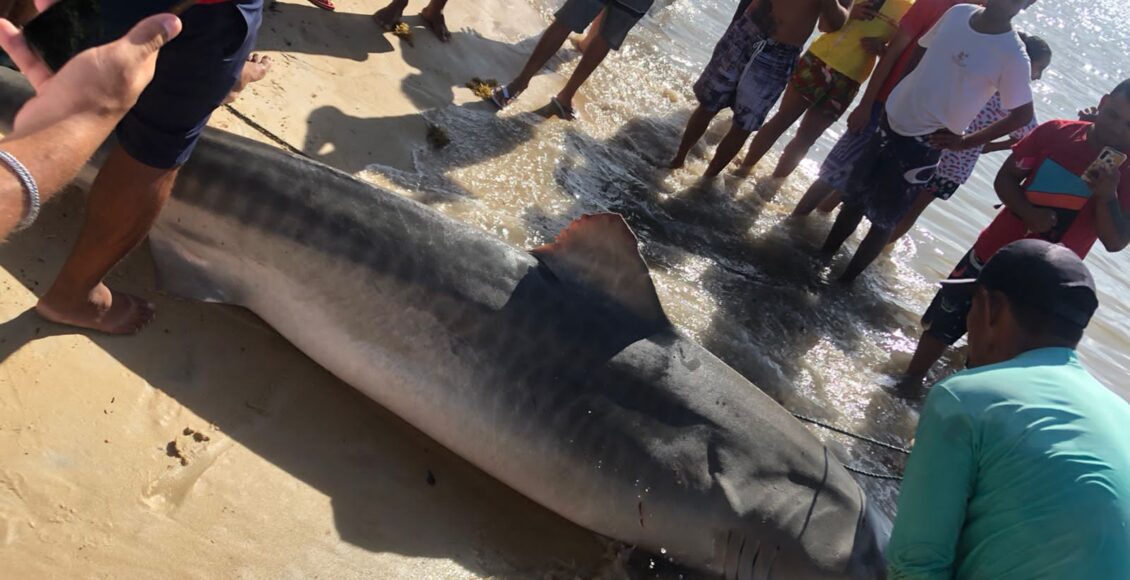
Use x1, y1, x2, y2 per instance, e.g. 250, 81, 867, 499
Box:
116, 0, 263, 169
921, 249, 986, 345
841, 116, 945, 232
555, 0, 654, 51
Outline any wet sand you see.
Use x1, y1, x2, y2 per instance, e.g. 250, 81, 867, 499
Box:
0, 1, 626, 577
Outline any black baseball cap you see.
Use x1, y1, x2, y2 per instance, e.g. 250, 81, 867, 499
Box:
941, 239, 1099, 328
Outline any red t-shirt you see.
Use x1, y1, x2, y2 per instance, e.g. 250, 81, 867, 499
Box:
877, 0, 967, 102
971, 120, 1130, 261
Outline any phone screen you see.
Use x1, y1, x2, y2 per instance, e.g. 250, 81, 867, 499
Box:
22, 0, 191, 71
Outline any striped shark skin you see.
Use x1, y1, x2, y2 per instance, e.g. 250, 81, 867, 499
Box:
0, 69, 888, 579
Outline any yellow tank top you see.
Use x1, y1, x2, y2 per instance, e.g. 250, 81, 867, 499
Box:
808, 0, 915, 84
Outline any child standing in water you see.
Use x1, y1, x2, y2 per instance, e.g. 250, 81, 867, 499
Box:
490, 0, 656, 121
669, 0, 853, 175
735, 0, 913, 180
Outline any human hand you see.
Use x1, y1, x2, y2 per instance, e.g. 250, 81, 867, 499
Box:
928, 132, 967, 151
859, 36, 886, 56
846, 103, 873, 133
1078, 106, 1099, 122
1019, 207, 1058, 233
1085, 163, 1121, 200
0, 6, 182, 137
850, 0, 879, 20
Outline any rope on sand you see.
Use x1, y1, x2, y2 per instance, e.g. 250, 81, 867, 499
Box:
223, 104, 310, 159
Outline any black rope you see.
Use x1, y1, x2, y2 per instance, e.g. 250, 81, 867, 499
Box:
789, 413, 907, 481
223, 104, 310, 159
791, 412, 911, 455
843, 464, 903, 481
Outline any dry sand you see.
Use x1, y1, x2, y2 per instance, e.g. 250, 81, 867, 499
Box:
0, 1, 626, 577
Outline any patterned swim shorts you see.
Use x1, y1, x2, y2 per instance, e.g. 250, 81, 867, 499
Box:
693, 13, 801, 132
790, 51, 860, 119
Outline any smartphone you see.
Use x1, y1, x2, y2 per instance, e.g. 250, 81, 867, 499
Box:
22, 0, 196, 72
1083, 146, 1128, 185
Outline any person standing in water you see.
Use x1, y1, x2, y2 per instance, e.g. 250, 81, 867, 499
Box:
735, 0, 913, 180
888, 32, 1051, 243
888, 239, 1130, 579
820, 0, 1037, 283
898, 79, 1130, 394
490, 0, 656, 121
790, 0, 981, 217
668, 0, 853, 174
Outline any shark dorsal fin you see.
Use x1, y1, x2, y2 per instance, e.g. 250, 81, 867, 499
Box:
532, 214, 669, 326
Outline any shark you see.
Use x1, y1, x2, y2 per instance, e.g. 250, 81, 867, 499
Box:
0, 68, 889, 579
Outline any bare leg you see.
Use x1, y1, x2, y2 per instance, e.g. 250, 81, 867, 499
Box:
736, 86, 809, 176
772, 108, 838, 178
503, 20, 574, 97
817, 190, 842, 213
704, 124, 752, 177
571, 9, 606, 52
838, 224, 892, 283
821, 203, 863, 254
36, 146, 175, 334
420, 0, 451, 42
896, 332, 949, 393
224, 54, 272, 105
889, 189, 936, 243
793, 179, 834, 216
555, 33, 611, 112
670, 105, 719, 169
373, 0, 409, 30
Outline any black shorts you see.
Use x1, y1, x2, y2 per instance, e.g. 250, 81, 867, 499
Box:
116, 0, 263, 169
842, 116, 945, 232
921, 249, 986, 345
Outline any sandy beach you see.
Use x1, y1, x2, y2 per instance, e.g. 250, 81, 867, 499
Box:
0, 1, 626, 577
4, 0, 1129, 576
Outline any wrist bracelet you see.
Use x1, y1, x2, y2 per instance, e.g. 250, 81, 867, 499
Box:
0, 150, 40, 232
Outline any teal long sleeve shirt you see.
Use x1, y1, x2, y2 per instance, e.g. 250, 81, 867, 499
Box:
888, 348, 1130, 579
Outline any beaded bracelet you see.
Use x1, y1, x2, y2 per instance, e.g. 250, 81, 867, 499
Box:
0, 150, 41, 232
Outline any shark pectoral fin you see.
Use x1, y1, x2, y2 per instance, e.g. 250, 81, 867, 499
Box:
149, 232, 237, 306
531, 213, 669, 327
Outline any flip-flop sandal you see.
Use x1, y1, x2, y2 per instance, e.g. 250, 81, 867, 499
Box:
550, 96, 577, 121
307, 0, 335, 11
491, 85, 520, 109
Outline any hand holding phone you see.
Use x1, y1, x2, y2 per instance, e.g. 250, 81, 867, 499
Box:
1083, 146, 1127, 195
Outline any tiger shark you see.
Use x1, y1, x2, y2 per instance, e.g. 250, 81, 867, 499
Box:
0, 68, 888, 579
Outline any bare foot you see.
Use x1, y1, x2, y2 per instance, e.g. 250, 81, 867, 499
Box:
420, 7, 450, 42
570, 33, 592, 53
373, 2, 408, 31
36, 284, 156, 335
224, 54, 272, 104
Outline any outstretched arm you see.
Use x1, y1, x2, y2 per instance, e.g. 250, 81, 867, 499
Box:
887, 386, 975, 580
0, 10, 181, 239
930, 103, 1036, 151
